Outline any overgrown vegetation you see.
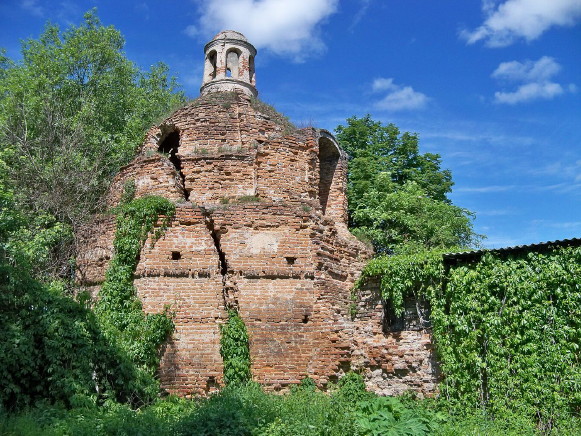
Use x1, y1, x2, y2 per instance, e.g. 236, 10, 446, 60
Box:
0, 188, 176, 411
6, 375, 578, 435
356, 248, 446, 317
93, 195, 176, 405
0, 10, 182, 411
250, 96, 297, 135
0, 375, 448, 436
220, 310, 252, 386
357, 245, 581, 432
2, 10, 578, 436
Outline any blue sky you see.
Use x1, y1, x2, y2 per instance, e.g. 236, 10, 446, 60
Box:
1, 0, 580, 248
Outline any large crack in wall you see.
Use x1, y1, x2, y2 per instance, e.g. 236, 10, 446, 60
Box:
200, 208, 239, 311
158, 129, 189, 201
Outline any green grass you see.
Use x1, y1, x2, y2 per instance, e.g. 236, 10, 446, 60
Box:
1, 381, 579, 435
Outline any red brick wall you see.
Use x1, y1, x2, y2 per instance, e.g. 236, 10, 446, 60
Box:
76, 91, 439, 397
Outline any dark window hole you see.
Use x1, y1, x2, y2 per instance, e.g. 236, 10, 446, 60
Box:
285, 256, 297, 265
302, 314, 309, 324
158, 130, 189, 200
171, 251, 181, 260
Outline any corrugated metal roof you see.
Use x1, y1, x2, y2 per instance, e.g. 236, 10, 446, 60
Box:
443, 237, 581, 265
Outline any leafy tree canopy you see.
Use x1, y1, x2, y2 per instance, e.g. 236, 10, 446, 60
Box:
335, 115, 482, 253
0, 9, 185, 278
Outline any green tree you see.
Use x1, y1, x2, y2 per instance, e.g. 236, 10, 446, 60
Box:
352, 176, 478, 254
0, 9, 185, 279
0, 11, 183, 410
335, 115, 481, 253
1, 151, 173, 410
0, 162, 118, 410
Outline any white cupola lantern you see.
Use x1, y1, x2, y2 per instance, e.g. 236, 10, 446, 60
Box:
200, 30, 257, 97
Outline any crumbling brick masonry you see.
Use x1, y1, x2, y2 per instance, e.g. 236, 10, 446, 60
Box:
76, 31, 438, 397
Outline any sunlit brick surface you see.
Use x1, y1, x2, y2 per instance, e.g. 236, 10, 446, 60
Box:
77, 90, 438, 397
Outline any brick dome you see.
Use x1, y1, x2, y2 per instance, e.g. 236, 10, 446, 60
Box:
107, 91, 348, 224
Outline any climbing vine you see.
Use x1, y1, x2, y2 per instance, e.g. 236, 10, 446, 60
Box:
94, 195, 175, 403
220, 309, 251, 386
355, 249, 446, 316
356, 245, 581, 429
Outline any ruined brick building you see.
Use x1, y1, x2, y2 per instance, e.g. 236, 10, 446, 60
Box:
77, 31, 438, 396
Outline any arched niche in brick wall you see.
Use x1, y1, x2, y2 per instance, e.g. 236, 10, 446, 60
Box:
318, 136, 340, 215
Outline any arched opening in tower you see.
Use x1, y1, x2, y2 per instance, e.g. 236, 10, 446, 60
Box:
226, 49, 240, 78
249, 55, 255, 84
318, 137, 340, 215
206, 50, 217, 80
158, 130, 189, 200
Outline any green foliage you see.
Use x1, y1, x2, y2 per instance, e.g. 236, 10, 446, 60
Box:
1, 150, 175, 410
297, 377, 317, 391
356, 249, 446, 316
0, 9, 185, 280
335, 115, 452, 203
120, 179, 137, 204
358, 245, 581, 430
436, 409, 538, 436
94, 195, 175, 405
335, 371, 371, 405
220, 310, 252, 386
335, 115, 480, 253
351, 178, 480, 254
0, 175, 124, 411
0, 273, 108, 410
175, 383, 273, 436
434, 247, 581, 429
0, 379, 459, 436
354, 396, 433, 436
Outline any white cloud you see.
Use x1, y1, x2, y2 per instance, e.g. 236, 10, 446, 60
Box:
529, 160, 581, 181
372, 78, 429, 111
187, 0, 338, 61
462, 0, 581, 47
349, 0, 372, 31
456, 185, 515, 193
492, 56, 574, 104
20, 0, 43, 16
135, 2, 150, 20
495, 81, 565, 104
492, 56, 561, 82
184, 25, 199, 38
530, 219, 581, 230
477, 209, 515, 216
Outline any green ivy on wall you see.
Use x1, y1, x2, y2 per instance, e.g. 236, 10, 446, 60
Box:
220, 309, 252, 386
356, 248, 447, 316
356, 245, 581, 429
94, 195, 176, 404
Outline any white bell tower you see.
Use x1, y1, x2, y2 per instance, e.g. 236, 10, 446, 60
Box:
200, 31, 257, 97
